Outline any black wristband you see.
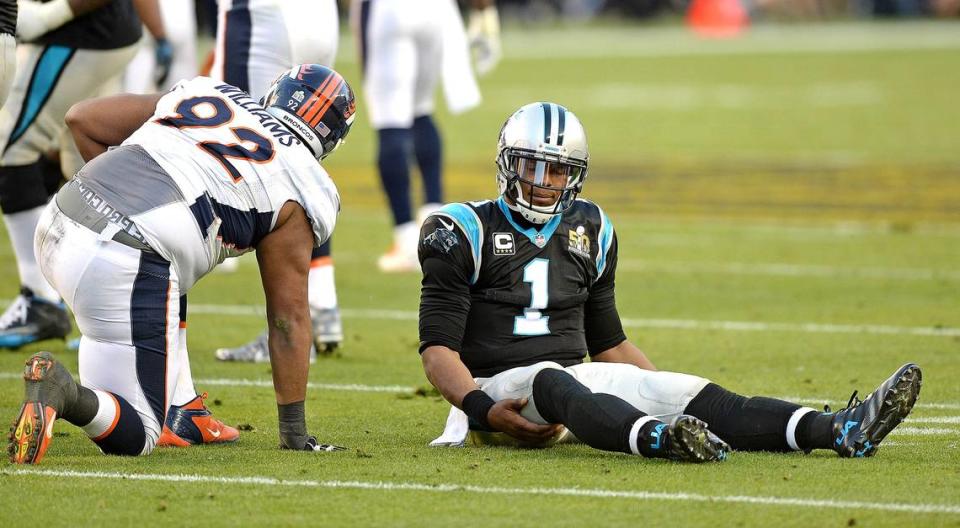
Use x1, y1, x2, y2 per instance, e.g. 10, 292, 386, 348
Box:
461, 389, 496, 430
278, 400, 308, 449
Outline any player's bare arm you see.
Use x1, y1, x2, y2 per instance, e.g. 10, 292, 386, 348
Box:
257, 201, 313, 405
256, 200, 319, 449
65, 93, 164, 161
422, 344, 561, 443
592, 340, 656, 370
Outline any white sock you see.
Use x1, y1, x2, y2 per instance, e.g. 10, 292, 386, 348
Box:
308, 262, 338, 310
785, 407, 817, 451
4, 206, 59, 301
81, 390, 120, 440
170, 326, 197, 406
416, 202, 443, 225
395, 221, 419, 256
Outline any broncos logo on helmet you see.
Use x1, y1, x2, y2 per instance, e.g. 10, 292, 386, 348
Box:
261, 64, 357, 161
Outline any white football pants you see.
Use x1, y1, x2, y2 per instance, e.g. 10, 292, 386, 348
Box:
212, 0, 339, 100
480, 361, 712, 425
34, 200, 196, 454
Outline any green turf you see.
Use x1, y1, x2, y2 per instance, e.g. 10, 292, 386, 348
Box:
2, 21, 960, 527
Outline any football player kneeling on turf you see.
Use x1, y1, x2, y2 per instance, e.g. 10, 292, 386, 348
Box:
9, 64, 354, 464
418, 102, 921, 461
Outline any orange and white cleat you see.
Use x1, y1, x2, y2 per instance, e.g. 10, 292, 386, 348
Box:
157, 393, 239, 447
8, 352, 77, 464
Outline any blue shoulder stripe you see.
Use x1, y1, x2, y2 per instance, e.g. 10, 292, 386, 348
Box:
595, 203, 615, 278
436, 203, 484, 284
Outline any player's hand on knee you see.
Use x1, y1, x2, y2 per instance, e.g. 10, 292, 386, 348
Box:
487, 398, 562, 444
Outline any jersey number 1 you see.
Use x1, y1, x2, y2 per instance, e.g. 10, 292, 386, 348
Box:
157, 96, 274, 182
514, 258, 550, 336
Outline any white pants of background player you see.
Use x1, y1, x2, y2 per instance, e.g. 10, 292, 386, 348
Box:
430, 361, 710, 447
35, 200, 196, 454
354, 0, 479, 129
211, 0, 338, 101
123, 0, 198, 93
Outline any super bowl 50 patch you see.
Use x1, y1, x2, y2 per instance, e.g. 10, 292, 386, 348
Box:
568, 226, 590, 258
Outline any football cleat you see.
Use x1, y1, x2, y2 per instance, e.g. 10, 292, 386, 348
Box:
653, 415, 729, 463
0, 288, 71, 349
214, 331, 318, 363
311, 306, 343, 355
8, 352, 78, 464
830, 363, 921, 458
157, 393, 240, 447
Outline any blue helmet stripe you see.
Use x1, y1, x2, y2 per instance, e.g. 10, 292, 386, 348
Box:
437, 203, 484, 284
557, 105, 566, 146
541, 102, 552, 143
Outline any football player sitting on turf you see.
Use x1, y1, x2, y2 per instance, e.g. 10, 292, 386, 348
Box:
418, 102, 921, 461
9, 64, 354, 464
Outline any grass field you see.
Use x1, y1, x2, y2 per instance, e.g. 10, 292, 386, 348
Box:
2, 21, 960, 527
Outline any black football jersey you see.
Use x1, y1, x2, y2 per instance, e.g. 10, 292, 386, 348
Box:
419, 197, 626, 378
35, 0, 141, 50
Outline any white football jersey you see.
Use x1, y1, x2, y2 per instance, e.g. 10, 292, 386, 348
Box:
113, 76, 339, 290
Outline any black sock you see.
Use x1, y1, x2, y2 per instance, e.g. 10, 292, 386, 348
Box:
60, 384, 100, 427
796, 411, 835, 450
684, 383, 802, 452
532, 369, 645, 454
92, 392, 146, 456
634, 420, 675, 458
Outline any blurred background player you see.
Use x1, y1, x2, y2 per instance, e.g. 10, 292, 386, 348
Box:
351, 0, 497, 273
123, 0, 194, 93
0, 0, 14, 108
210, 0, 343, 363
0, 0, 145, 349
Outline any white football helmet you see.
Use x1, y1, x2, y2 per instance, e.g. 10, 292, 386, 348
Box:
496, 102, 588, 224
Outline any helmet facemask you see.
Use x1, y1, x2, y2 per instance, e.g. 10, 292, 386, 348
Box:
497, 147, 587, 224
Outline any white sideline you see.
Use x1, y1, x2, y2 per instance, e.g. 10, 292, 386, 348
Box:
617, 260, 960, 281
6, 468, 960, 515
2, 299, 957, 337
181, 303, 960, 338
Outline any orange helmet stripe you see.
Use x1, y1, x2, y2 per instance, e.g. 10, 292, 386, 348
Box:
304, 75, 344, 126
296, 74, 335, 119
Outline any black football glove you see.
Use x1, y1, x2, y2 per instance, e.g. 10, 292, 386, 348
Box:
278, 401, 346, 452
154, 38, 174, 87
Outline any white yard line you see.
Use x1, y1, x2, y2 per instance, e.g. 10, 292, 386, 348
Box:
889, 428, 958, 436
6, 468, 960, 515
618, 260, 960, 281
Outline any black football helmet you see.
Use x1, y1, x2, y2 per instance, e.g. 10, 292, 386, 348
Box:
261, 64, 356, 160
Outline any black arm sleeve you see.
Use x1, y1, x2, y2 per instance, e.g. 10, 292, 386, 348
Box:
417, 216, 474, 354
584, 232, 627, 355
